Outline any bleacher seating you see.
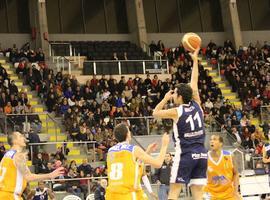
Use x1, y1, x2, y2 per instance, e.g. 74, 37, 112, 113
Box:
50, 41, 150, 60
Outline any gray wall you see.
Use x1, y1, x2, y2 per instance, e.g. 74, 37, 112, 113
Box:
0, 34, 31, 49
242, 31, 270, 46
0, 31, 269, 49
148, 31, 270, 48
147, 32, 227, 47
49, 34, 133, 42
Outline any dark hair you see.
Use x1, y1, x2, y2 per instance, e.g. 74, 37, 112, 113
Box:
7, 132, 16, 146
176, 83, 193, 104
114, 123, 129, 142
213, 135, 223, 144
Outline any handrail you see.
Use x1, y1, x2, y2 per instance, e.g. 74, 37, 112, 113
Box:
28, 141, 97, 146
44, 176, 107, 182
6, 112, 48, 116
84, 59, 168, 63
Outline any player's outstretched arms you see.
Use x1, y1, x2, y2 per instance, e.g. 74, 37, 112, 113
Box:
153, 90, 178, 120
14, 152, 65, 182
189, 47, 201, 105
134, 133, 169, 168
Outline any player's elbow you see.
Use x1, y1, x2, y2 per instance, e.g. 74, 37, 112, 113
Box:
152, 160, 163, 168
152, 110, 158, 118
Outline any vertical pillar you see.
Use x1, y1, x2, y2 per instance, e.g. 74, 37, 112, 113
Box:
126, 0, 148, 48
37, 0, 50, 58
219, 0, 243, 48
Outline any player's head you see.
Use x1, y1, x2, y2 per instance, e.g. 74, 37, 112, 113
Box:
38, 181, 45, 190
210, 135, 223, 151
164, 153, 172, 164
7, 131, 26, 147
113, 123, 131, 143
173, 83, 193, 105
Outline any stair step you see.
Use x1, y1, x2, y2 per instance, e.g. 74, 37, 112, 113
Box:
209, 72, 218, 76
0, 60, 6, 64
27, 160, 32, 167
33, 107, 44, 113
2, 64, 10, 69
0, 136, 7, 142
29, 182, 38, 188
213, 77, 222, 82
15, 81, 23, 86
48, 128, 61, 134
4, 144, 10, 149
50, 135, 67, 141
42, 121, 55, 128
39, 114, 47, 120
221, 89, 231, 94
7, 70, 14, 74
29, 99, 38, 105
69, 149, 80, 156
10, 75, 18, 80
204, 66, 212, 71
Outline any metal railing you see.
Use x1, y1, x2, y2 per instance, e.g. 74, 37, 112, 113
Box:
115, 116, 173, 135
28, 141, 97, 162
83, 59, 169, 75
4, 112, 62, 142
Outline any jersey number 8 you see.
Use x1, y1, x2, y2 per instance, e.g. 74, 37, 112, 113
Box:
109, 163, 123, 180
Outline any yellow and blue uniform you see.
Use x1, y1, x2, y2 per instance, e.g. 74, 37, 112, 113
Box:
106, 142, 148, 200
204, 150, 236, 200
0, 150, 27, 200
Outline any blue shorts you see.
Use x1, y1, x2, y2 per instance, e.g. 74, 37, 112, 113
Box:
170, 149, 207, 185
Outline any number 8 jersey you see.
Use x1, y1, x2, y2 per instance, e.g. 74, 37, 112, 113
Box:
0, 150, 27, 199
106, 142, 144, 195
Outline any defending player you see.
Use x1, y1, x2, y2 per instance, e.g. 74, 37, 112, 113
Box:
0, 132, 64, 200
205, 135, 242, 200
153, 47, 207, 200
106, 123, 169, 200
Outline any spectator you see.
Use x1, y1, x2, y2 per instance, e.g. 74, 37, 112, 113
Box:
78, 159, 92, 176
27, 181, 55, 200
155, 153, 172, 200
231, 127, 243, 145
34, 152, 48, 174
94, 179, 107, 200
28, 129, 41, 159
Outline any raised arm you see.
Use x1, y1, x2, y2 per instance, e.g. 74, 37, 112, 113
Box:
134, 133, 169, 168
189, 48, 201, 105
14, 152, 64, 182
152, 90, 178, 120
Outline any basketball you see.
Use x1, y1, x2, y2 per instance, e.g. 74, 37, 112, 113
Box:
182, 32, 201, 52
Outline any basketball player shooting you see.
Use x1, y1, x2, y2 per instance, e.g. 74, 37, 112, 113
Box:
153, 47, 207, 200
0, 132, 65, 200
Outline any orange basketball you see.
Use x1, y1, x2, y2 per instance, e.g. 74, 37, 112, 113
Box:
182, 32, 201, 52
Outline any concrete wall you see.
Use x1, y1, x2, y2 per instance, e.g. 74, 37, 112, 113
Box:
242, 31, 270, 46
49, 34, 133, 42
147, 32, 228, 47
148, 31, 270, 48
0, 31, 269, 50
0, 34, 31, 49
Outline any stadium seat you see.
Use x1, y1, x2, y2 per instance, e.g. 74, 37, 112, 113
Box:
86, 194, 95, 200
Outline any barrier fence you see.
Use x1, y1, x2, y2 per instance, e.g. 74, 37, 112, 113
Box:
28, 141, 97, 163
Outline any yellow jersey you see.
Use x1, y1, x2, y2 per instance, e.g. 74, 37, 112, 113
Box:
106, 142, 147, 199
205, 150, 235, 200
0, 150, 27, 200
